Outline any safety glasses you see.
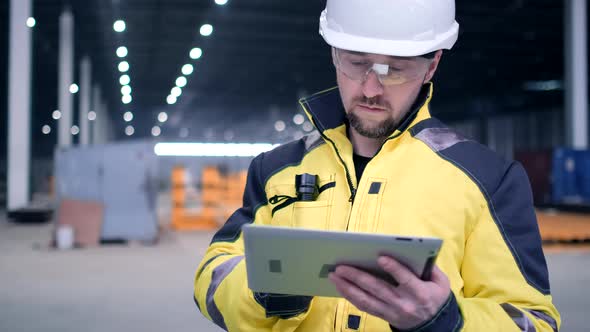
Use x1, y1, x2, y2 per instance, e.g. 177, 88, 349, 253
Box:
332, 48, 432, 86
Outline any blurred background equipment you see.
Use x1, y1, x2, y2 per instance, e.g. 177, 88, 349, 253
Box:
0, 0, 589, 331
55, 142, 159, 244
170, 165, 247, 231
551, 149, 590, 207
517, 148, 590, 208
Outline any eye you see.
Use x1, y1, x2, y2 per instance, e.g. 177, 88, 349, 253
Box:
350, 60, 370, 66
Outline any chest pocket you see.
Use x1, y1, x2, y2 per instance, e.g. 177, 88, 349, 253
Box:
267, 174, 336, 230
354, 177, 387, 233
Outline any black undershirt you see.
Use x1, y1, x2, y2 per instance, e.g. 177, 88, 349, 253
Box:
348, 85, 430, 183
353, 153, 373, 181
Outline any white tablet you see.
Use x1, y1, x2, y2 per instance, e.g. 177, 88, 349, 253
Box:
243, 224, 443, 298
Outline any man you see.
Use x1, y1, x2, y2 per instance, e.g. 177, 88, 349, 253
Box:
194, 0, 561, 331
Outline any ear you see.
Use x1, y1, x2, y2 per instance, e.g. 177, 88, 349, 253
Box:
424, 50, 443, 82
331, 47, 338, 66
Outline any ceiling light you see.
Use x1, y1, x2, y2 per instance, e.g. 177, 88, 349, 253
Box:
26, 17, 36, 28
176, 76, 187, 87
113, 20, 126, 32
158, 112, 168, 123
200, 24, 213, 36
116, 46, 128, 58
124, 111, 133, 122
293, 114, 305, 125
302, 122, 314, 132
171, 87, 182, 97
125, 125, 135, 136
71, 125, 80, 135
118, 61, 129, 73
151, 126, 161, 137
274, 120, 286, 132
122, 95, 132, 104
182, 64, 194, 75
69, 84, 79, 94
190, 48, 203, 59
166, 95, 177, 105
120, 75, 131, 85
121, 85, 132, 95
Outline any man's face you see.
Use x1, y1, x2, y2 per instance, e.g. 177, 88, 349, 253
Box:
335, 49, 442, 139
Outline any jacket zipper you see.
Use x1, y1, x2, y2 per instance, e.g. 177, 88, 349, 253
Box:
302, 84, 430, 202
309, 130, 357, 232
316, 131, 357, 202
373, 131, 403, 158
300, 86, 429, 331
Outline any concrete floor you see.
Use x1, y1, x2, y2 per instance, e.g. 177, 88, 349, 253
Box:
0, 215, 588, 332
0, 217, 220, 332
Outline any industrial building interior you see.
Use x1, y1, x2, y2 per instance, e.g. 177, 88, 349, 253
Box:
1, 0, 589, 331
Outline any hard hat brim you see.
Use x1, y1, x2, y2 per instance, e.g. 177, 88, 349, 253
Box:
319, 11, 459, 57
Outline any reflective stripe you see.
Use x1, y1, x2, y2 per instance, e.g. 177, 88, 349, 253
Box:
414, 127, 468, 152
502, 303, 559, 332
196, 253, 230, 281
206, 256, 244, 331
303, 131, 324, 151
501, 303, 537, 332
527, 309, 559, 332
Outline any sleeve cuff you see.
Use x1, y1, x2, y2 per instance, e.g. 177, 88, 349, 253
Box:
390, 292, 463, 332
253, 292, 313, 319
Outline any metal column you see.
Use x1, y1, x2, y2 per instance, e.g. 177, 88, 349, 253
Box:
94, 96, 107, 145
7, 0, 32, 211
95, 102, 102, 144
96, 99, 104, 144
79, 57, 91, 145
91, 84, 100, 144
58, 9, 74, 147
101, 101, 110, 143
565, 0, 588, 149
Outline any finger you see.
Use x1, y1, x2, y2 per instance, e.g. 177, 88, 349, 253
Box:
333, 265, 400, 303
328, 272, 389, 318
377, 256, 418, 288
429, 265, 450, 288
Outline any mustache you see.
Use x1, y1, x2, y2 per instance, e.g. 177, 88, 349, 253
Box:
353, 96, 391, 110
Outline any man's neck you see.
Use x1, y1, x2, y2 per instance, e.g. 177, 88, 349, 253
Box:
348, 127, 385, 157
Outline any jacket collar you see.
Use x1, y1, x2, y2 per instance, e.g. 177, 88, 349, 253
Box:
299, 82, 434, 140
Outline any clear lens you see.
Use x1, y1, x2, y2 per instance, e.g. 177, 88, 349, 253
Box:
333, 48, 430, 86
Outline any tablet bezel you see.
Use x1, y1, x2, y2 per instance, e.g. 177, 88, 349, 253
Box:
243, 224, 443, 298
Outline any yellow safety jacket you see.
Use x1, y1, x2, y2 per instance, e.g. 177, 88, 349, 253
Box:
194, 83, 561, 331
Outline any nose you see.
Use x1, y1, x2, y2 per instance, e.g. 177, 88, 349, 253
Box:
362, 70, 384, 99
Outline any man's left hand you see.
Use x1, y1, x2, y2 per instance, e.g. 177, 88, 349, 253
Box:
328, 256, 451, 330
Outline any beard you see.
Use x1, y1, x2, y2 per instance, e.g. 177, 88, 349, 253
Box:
346, 97, 398, 139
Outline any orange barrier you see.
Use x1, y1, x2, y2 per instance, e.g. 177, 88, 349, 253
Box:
171, 166, 217, 231
171, 166, 247, 231
220, 170, 247, 221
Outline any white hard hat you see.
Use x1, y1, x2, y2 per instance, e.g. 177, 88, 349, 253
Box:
319, 0, 459, 57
